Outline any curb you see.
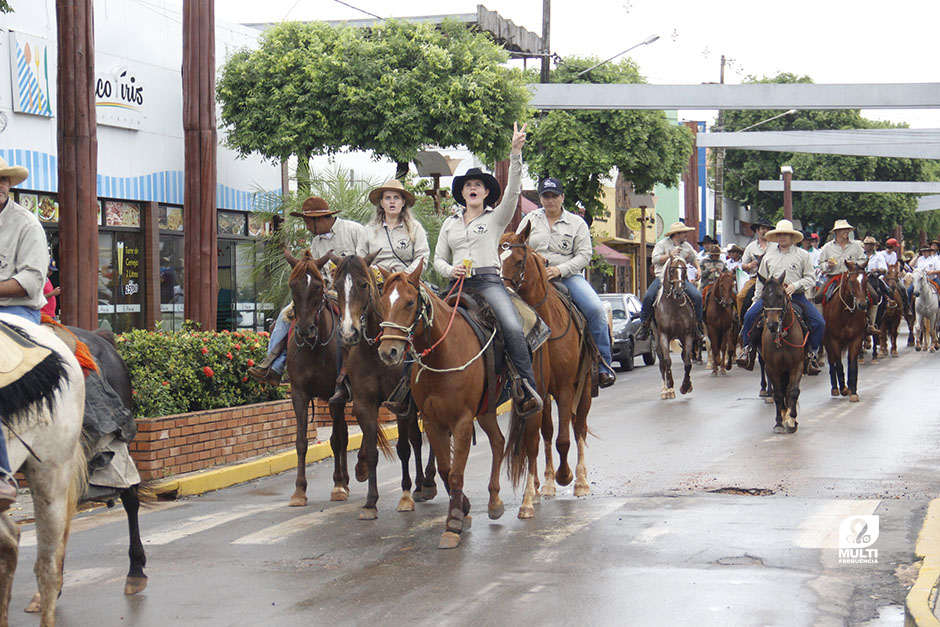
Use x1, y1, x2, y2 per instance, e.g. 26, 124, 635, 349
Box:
907, 497, 940, 626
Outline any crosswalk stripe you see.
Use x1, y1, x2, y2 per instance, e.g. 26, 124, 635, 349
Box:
139, 504, 272, 546
794, 499, 880, 549
18, 501, 186, 548
231, 502, 362, 545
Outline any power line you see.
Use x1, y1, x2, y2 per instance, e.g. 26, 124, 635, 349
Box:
332, 0, 383, 20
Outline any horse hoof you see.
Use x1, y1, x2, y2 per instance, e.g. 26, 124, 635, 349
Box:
358, 508, 378, 520
329, 487, 348, 502
785, 423, 798, 433
25, 592, 41, 613
831, 388, 840, 397
462, 515, 472, 531
541, 484, 556, 497
849, 394, 860, 402
759, 389, 770, 398
290, 494, 309, 507
680, 384, 692, 395
891, 351, 899, 358
397, 495, 416, 512
420, 484, 437, 502
764, 397, 774, 404
439, 531, 461, 549
915, 346, 922, 352
556, 468, 573, 486
488, 502, 505, 520
871, 359, 878, 365
124, 575, 148, 596
773, 425, 785, 434
518, 506, 535, 519
840, 387, 850, 397
711, 371, 718, 377
661, 391, 669, 400
574, 482, 591, 497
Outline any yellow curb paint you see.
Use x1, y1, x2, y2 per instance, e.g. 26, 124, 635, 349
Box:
906, 497, 940, 626
151, 424, 399, 498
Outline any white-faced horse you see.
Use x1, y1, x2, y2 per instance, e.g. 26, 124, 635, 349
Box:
0, 314, 86, 627
911, 269, 940, 352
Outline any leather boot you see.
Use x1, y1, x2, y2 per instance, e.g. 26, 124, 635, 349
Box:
805, 351, 821, 376
736, 347, 756, 371
0, 475, 17, 512
635, 319, 651, 341
382, 374, 413, 416
328, 370, 351, 406
515, 378, 543, 418
247, 335, 287, 382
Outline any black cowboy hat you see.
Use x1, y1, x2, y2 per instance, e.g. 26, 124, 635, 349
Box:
452, 168, 501, 208
750, 218, 774, 233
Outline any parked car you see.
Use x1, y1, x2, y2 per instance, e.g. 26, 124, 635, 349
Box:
599, 293, 655, 371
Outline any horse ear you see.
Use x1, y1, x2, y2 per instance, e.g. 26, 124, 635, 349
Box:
409, 258, 425, 283
846, 260, 856, 272
327, 252, 341, 266
283, 247, 300, 268
520, 220, 533, 243
364, 250, 381, 267
378, 266, 391, 280
315, 250, 334, 270
776, 272, 786, 284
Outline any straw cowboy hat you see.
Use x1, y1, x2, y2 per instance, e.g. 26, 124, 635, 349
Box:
862, 235, 877, 245
0, 157, 28, 187
289, 196, 339, 218
832, 219, 855, 231
451, 167, 501, 208
368, 179, 415, 208
663, 221, 695, 238
765, 219, 804, 244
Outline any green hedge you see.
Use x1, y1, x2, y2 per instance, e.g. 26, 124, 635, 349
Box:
115, 324, 285, 418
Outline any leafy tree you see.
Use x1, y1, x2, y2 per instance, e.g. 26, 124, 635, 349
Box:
720, 73, 936, 241
218, 19, 530, 178
0, 2, 12, 14
524, 58, 693, 218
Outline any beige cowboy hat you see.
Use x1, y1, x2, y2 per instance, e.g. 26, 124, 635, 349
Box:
289, 196, 339, 219
832, 219, 855, 231
765, 219, 804, 244
368, 179, 415, 208
0, 157, 28, 187
663, 221, 695, 238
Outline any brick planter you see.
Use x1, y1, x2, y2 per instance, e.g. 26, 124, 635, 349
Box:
130, 397, 397, 481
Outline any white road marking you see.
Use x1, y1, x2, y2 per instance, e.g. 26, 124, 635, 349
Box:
794, 499, 880, 549
231, 502, 362, 545
62, 567, 122, 589
138, 504, 271, 546
529, 498, 627, 547
18, 501, 186, 547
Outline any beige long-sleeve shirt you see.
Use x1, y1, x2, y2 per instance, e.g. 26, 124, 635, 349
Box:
308, 217, 363, 260
650, 237, 698, 280
516, 208, 592, 278
754, 245, 816, 299
434, 154, 522, 278
741, 239, 775, 278
818, 239, 867, 276
356, 221, 430, 274
0, 199, 49, 310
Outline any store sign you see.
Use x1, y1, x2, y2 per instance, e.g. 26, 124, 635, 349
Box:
8, 31, 54, 117
95, 65, 145, 129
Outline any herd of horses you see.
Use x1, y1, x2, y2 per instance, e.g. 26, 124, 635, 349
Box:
2, 235, 938, 625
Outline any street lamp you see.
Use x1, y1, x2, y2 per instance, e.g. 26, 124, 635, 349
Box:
737, 109, 798, 132
570, 34, 660, 81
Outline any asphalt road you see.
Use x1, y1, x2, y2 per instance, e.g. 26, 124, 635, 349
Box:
7, 333, 939, 626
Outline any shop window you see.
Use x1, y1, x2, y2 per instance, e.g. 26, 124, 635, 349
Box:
217, 239, 270, 332
159, 236, 184, 331
97, 232, 143, 332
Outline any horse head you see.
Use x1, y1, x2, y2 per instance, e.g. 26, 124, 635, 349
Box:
759, 272, 789, 335
840, 267, 868, 312
499, 224, 546, 294
377, 259, 427, 366
333, 251, 381, 347
885, 264, 900, 290
715, 271, 736, 306
285, 249, 331, 340
913, 268, 927, 297
663, 257, 688, 297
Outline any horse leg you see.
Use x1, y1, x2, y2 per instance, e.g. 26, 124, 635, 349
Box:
328, 400, 350, 502
540, 400, 557, 497
290, 393, 312, 506
772, 373, 786, 434
476, 412, 506, 521
826, 345, 840, 397
0, 511, 19, 626
119, 486, 148, 595
395, 411, 417, 510
658, 335, 674, 399
914, 312, 924, 351
420, 444, 438, 502
785, 373, 800, 432
554, 389, 575, 487
439, 416, 476, 549
847, 342, 861, 402
680, 336, 694, 395
572, 387, 592, 497
356, 406, 381, 520
516, 409, 543, 519
758, 354, 770, 398
708, 326, 719, 376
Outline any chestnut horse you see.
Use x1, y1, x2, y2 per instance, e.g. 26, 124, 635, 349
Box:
499, 229, 593, 503
704, 271, 738, 376
653, 258, 695, 399
332, 253, 437, 519
282, 250, 349, 507
758, 274, 806, 433
822, 267, 868, 402
378, 260, 522, 548
878, 265, 904, 358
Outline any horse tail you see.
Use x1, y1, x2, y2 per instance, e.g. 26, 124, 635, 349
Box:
376, 423, 394, 462
503, 406, 527, 490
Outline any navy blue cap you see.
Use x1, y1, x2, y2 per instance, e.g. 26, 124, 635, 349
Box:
538, 177, 564, 196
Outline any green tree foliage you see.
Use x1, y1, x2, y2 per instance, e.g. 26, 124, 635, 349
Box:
0, 1, 12, 14
524, 58, 693, 218
720, 73, 936, 241
217, 19, 530, 173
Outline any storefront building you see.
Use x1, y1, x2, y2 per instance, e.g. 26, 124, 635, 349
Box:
1, 1, 280, 332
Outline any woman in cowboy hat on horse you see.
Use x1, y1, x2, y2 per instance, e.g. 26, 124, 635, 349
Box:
635, 221, 704, 342
357, 180, 429, 274
737, 219, 824, 373
432, 123, 542, 417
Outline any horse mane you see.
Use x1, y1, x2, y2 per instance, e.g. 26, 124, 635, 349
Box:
288, 250, 323, 283
335, 254, 371, 286
0, 321, 69, 427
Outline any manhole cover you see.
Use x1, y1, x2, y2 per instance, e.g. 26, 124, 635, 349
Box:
709, 487, 775, 496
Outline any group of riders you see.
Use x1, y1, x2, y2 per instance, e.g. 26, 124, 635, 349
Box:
247, 124, 616, 422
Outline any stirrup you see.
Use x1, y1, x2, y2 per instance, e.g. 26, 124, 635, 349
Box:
382, 375, 412, 416
328, 373, 351, 406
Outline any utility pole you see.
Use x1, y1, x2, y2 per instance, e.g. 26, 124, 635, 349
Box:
540, 0, 551, 84
713, 55, 726, 242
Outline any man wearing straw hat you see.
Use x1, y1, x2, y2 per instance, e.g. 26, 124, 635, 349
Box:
635, 221, 704, 342
817, 219, 867, 301
737, 220, 823, 374
0, 157, 49, 508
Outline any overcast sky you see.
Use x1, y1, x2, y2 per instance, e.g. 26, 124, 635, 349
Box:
213, 0, 940, 129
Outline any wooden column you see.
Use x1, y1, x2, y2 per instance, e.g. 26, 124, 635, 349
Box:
682, 121, 700, 236
182, 1, 217, 330
56, 0, 98, 329
142, 201, 161, 330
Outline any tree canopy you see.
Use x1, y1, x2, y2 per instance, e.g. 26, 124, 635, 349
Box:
524, 57, 693, 218
720, 73, 937, 241
217, 19, 530, 172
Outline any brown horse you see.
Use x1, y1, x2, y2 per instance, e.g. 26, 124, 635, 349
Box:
758, 274, 806, 433
704, 271, 738, 376
822, 266, 868, 402
282, 250, 349, 507
500, 228, 593, 504
332, 253, 437, 519
879, 264, 904, 358
653, 257, 695, 399
378, 260, 522, 548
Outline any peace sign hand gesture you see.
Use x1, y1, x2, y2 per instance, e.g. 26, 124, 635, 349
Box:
510, 122, 528, 155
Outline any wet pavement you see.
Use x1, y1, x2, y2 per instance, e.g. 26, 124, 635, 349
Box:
6, 332, 938, 626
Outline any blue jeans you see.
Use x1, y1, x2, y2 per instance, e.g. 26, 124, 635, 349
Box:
561, 274, 614, 375
0, 306, 41, 475
458, 274, 537, 389
741, 293, 824, 352
266, 305, 291, 374
639, 278, 703, 324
